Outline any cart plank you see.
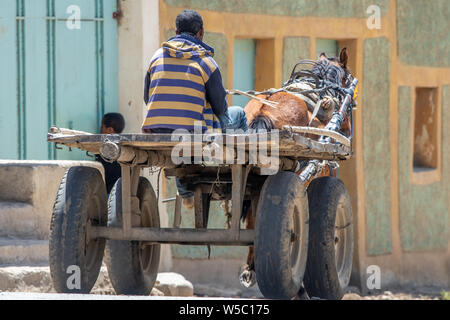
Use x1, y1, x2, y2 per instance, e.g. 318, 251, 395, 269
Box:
47, 129, 352, 161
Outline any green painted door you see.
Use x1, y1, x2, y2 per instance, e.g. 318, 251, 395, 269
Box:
232, 39, 255, 107
0, 1, 22, 160
0, 0, 118, 160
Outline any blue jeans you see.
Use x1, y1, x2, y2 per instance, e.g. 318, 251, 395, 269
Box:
218, 106, 249, 132
177, 106, 248, 198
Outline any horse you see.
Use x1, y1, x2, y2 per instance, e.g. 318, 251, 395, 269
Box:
239, 48, 353, 290
245, 47, 351, 136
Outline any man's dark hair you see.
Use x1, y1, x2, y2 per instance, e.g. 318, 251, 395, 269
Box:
176, 10, 203, 36
102, 113, 125, 133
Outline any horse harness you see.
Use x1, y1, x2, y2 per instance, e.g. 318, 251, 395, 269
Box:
227, 59, 353, 125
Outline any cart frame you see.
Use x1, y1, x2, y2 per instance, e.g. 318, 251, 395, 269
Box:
86, 163, 254, 246
47, 127, 354, 298
49, 128, 351, 246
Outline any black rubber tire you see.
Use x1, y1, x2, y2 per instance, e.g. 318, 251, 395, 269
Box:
105, 177, 161, 295
254, 171, 309, 299
304, 176, 353, 300
49, 166, 107, 293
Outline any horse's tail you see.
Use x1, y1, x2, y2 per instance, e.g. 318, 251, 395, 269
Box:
249, 115, 275, 132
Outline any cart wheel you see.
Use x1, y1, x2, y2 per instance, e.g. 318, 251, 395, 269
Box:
304, 176, 353, 300
254, 171, 309, 299
49, 167, 107, 293
105, 177, 160, 295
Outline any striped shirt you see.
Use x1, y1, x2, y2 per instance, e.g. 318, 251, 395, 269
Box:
142, 34, 228, 133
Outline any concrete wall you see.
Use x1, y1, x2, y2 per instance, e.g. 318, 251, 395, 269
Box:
398, 86, 449, 252
396, 0, 450, 68
163, 0, 389, 18
0, 160, 104, 240
0, 160, 104, 265
362, 37, 392, 256
117, 0, 160, 133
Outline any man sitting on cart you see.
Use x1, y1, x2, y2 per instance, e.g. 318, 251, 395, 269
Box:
142, 9, 248, 209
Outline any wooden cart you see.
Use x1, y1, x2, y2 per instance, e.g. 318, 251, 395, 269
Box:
47, 127, 354, 299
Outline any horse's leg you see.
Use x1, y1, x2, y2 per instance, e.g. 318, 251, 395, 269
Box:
239, 206, 256, 287
245, 208, 255, 269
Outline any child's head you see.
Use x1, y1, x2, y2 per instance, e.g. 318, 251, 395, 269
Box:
101, 113, 125, 134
